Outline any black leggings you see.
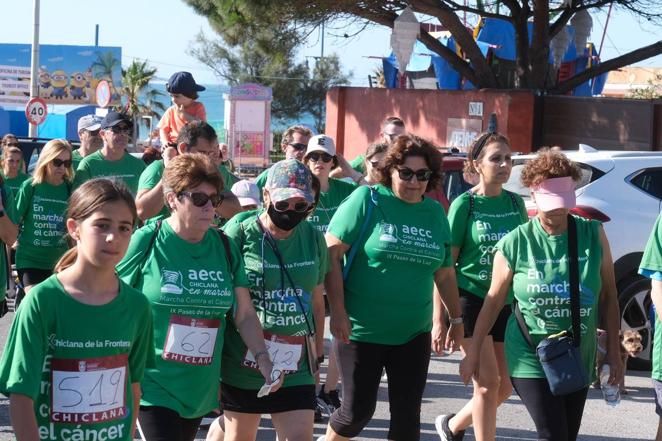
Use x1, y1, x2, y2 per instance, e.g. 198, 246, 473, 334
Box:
511, 377, 589, 441
138, 406, 202, 441
329, 332, 431, 440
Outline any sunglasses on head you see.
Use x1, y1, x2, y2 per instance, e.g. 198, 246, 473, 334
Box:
288, 143, 307, 151
397, 167, 432, 182
52, 158, 72, 168
307, 152, 333, 163
273, 200, 311, 213
178, 191, 223, 208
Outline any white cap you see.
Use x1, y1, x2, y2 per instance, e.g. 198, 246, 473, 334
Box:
231, 180, 260, 207
306, 134, 336, 157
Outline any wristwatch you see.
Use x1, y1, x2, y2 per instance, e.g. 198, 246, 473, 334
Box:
449, 316, 464, 325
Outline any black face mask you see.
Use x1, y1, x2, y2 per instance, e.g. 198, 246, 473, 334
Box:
267, 204, 308, 231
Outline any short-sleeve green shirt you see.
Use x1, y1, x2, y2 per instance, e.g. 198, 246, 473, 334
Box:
327, 184, 452, 345
0, 275, 154, 441
222, 215, 329, 390
496, 216, 602, 380
0, 183, 17, 296
448, 191, 528, 300
308, 178, 356, 233
639, 214, 662, 381
117, 220, 248, 418
74, 151, 146, 195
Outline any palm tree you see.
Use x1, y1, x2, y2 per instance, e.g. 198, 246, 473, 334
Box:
91, 51, 120, 80
121, 59, 166, 143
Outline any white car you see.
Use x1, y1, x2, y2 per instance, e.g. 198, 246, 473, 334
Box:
504, 145, 662, 370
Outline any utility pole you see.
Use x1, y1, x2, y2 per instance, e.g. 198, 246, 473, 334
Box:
28, 0, 40, 137
320, 21, 325, 59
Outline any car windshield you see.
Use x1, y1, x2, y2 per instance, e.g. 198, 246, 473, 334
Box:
503, 160, 597, 201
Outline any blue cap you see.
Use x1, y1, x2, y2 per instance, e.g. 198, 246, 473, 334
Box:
166, 71, 205, 95
100, 111, 131, 129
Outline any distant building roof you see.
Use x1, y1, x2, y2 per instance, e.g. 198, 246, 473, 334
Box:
602, 67, 662, 97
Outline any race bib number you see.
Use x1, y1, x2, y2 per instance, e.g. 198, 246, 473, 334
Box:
51, 354, 128, 424
163, 315, 220, 365
243, 331, 304, 374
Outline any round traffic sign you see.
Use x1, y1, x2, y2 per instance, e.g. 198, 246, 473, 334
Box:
25, 97, 48, 125
96, 80, 111, 108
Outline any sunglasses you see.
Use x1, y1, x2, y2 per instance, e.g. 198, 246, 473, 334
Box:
273, 200, 311, 213
307, 152, 333, 163
86, 129, 100, 136
110, 125, 130, 134
397, 167, 433, 182
178, 191, 224, 208
288, 143, 307, 151
369, 160, 380, 168
52, 159, 72, 168
4, 142, 19, 148
384, 133, 399, 142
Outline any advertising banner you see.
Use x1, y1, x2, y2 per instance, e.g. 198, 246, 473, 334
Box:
0, 44, 122, 108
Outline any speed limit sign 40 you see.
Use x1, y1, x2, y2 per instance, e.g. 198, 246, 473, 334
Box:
25, 97, 48, 125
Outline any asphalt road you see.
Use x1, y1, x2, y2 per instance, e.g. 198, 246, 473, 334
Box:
0, 307, 657, 440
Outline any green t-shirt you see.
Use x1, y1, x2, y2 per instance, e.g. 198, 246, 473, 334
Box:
327, 184, 452, 345
74, 150, 146, 195
222, 215, 329, 390
14, 178, 71, 270
639, 214, 662, 381
0, 184, 17, 297
349, 154, 366, 174
222, 209, 262, 231
219, 163, 239, 189
117, 220, 248, 418
2, 171, 30, 195
0, 275, 153, 441
308, 178, 356, 233
496, 216, 602, 380
448, 191, 528, 300
253, 167, 269, 202
137, 160, 170, 223
71, 149, 84, 171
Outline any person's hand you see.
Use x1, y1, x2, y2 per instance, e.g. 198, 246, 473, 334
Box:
431, 320, 447, 355
257, 357, 283, 394
459, 347, 479, 385
604, 351, 624, 386
330, 309, 352, 344
445, 323, 463, 354
162, 145, 178, 166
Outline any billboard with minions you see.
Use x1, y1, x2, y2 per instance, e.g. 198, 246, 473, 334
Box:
0, 44, 122, 108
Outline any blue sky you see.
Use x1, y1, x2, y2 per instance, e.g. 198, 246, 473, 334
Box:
1, 0, 659, 90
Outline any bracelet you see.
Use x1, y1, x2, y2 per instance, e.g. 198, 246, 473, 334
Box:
449, 316, 464, 325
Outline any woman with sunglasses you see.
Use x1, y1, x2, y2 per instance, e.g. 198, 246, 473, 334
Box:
434, 133, 528, 441
221, 159, 327, 441
321, 135, 463, 441
14, 139, 73, 292
117, 153, 278, 441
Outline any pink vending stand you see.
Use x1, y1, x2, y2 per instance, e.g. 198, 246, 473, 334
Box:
223, 83, 272, 176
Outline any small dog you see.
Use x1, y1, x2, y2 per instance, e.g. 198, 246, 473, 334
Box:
593, 328, 643, 394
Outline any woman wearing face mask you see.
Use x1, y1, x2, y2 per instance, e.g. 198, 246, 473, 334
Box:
459, 148, 622, 441
222, 159, 328, 441
434, 133, 528, 441
321, 135, 463, 441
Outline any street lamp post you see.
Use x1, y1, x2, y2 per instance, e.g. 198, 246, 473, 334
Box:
28, 0, 41, 138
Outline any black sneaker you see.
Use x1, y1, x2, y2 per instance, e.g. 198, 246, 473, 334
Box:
318, 387, 341, 411
434, 414, 465, 441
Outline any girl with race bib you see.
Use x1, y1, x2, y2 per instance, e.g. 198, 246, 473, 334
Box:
14, 139, 74, 292
221, 159, 327, 441
117, 154, 278, 441
434, 133, 527, 441
0, 178, 154, 441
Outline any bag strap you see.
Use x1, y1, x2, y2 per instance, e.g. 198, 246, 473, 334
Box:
215, 228, 233, 279
568, 214, 581, 347
342, 187, 378, 281
515, 215, 581, 348
141, 220, 162, 269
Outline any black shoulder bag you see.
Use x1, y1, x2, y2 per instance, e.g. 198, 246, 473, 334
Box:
514, 215, 589, 396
